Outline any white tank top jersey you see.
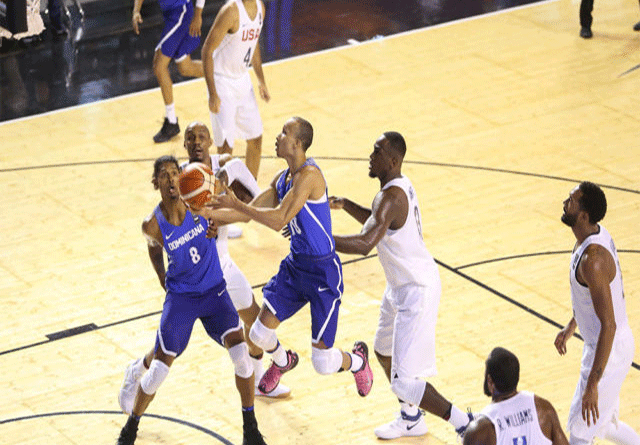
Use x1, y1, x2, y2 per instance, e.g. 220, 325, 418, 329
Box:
376, 175, 438, 288
213, 0, 264, 79
180, 155, 231, 260
481, 391, 551, 445
570, 225, 630, 347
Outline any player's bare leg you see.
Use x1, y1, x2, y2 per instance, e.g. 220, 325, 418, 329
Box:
175, 55, 203, 78
152, 50, 180, 143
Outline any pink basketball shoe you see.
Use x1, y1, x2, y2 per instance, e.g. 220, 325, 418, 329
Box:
258, 350, 299, 394
352, 341, 373, 397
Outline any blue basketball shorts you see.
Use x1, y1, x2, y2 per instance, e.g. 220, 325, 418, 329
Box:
155, 0, 200, 61
155, 280, 242, 357
262, 252, 344, 348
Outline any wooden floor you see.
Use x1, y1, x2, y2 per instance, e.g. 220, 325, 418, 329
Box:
2, 0, 639, 444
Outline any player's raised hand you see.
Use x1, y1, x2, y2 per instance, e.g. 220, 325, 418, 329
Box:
132, 11, 143, 35
328, 196, 345, 210
208, 183, 239, 209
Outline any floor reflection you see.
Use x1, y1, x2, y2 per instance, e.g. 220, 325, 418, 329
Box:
0, 0, 540, 122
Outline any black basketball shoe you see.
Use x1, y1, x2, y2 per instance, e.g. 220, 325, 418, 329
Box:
153, 118, 180, 143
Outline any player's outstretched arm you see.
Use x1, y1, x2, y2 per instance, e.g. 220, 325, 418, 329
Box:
211, 167, 315, 231
333, 187, 403, 256
329, 196, 372, 224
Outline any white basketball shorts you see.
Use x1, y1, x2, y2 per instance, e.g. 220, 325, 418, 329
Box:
209, 71, 263, 148
568, 326, 635, 442
374, 281, 440, 379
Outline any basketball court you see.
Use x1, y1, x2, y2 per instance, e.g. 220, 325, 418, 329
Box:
1, 0, 639, 443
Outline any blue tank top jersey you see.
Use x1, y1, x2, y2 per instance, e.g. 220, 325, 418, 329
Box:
276, 158, 335, 257
154, 205, 224, 295
158, 0, 188, 12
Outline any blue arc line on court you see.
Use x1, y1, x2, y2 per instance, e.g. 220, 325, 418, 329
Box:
0, 410, 235, 444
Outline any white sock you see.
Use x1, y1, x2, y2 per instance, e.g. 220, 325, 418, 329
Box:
349, 352, 364, 372
400, 401, 419, 417
604, 421, 640, 445
165, 103, 177, 124
252, 356, 264, 382
271, 344, 288, 367
448, 405, 470, 430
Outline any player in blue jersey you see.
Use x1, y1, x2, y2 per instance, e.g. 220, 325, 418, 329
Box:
115, 155, 268, 445
205, 116, 373, 399
132, 0, 205, 143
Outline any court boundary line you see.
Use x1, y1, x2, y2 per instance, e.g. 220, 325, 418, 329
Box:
0, 0, 559, 128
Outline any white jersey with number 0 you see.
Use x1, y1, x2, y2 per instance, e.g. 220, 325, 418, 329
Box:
214, 0, 264, 79
570, 224, 631, 347
481, 391, 551, 445
376, 175, 438, 288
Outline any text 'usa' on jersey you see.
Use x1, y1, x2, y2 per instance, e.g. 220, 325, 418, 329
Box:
154, 206, 225, 295
277, 159, 336, 257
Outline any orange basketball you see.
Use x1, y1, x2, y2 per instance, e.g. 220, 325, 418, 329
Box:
179, 162, 215, 210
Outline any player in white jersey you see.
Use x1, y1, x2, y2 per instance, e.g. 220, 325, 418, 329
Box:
555, 182, 639, 445
464, 347, 569, 445
202, 0, 269, 178
117, 123, 289, 416
330, 131, 473, 440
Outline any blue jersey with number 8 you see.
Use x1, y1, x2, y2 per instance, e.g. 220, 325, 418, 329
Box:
154, 205, 224, 295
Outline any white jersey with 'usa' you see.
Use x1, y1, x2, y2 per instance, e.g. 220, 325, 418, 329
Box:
376, 175, 438, 288
569, 224, 631, 347
214, 0, 264, 79
481, 391, 551, 445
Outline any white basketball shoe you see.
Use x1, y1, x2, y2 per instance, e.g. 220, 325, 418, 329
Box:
255, 382, 291, 399
374, 410, 428, 440
118, 358, 145, 415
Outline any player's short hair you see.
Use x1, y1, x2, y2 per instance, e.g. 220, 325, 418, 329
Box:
153, 155, 180, 180
578, 181, 607, 224
185, 121, 210, 137
383, 131, 407, 158
486, 347, 519, 394
292, 116, 313, 151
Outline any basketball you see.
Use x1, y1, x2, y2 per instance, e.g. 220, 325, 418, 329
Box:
179, 162, 215, 210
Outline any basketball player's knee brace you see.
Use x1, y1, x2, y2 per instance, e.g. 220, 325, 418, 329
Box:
140, 359, 170, 395
228, 342, 253, 379
390, 376, 426, 407
249, 319, 278, 352
220, 158, 261, 197
311, 347, 343, 375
